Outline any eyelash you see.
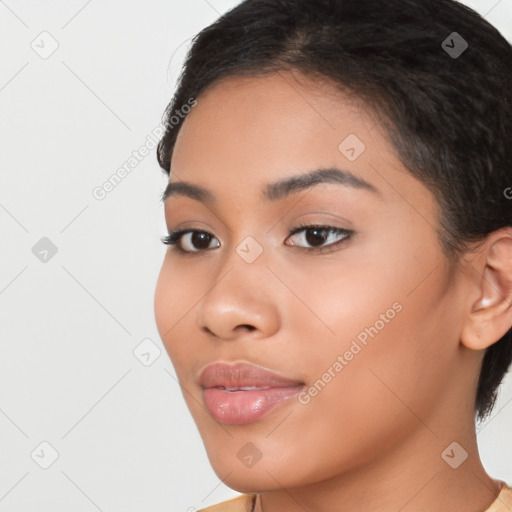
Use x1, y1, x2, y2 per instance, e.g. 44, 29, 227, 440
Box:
161, 223, 353, 255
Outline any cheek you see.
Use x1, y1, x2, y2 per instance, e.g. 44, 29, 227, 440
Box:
247, 294, 450, 485
280, 238, 455, 437
154, 257, 200, 366
154, 260, 174, 344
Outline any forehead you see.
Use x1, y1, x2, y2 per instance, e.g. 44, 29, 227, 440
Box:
172, 72, 386, 182
167, 70, 435, 221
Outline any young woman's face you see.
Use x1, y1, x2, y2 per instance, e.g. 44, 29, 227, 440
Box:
154, 71, 479, 493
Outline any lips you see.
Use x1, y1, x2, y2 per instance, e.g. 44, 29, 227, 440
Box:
199, 361, 305, 425
199, 361, 303, 389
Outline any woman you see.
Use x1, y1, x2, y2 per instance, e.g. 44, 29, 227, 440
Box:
154, 0, 512, 510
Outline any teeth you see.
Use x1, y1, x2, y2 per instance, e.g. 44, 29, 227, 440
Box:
218, 386, 270, 391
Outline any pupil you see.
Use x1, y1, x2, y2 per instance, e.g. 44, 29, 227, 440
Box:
192, 232, 211, 249
306, 228, 328, 247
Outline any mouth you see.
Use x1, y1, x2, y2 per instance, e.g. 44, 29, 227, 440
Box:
216, 386, 272, 391
199, 361, 305, 425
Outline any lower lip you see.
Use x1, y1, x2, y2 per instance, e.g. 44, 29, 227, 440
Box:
202, 386, 303, 425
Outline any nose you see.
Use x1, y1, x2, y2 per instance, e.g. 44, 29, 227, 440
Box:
194, 243, 281, 341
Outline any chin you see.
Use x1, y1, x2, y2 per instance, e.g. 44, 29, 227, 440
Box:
211, 468, 281, 494
205, 445, 299, 493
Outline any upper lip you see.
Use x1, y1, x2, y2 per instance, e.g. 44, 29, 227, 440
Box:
199, 361, 304, 389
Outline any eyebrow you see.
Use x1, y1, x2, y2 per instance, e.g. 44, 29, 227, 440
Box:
161, 167, 380, 204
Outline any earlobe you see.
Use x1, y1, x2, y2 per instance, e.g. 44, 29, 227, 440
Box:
460, 229, 512, 351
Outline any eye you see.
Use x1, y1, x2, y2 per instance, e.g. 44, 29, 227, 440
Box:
285, 224, 353, 253
161, 229, 220, 253
161, 224, 353, 254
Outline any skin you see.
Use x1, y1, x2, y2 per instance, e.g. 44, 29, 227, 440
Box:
154, 70, 512, 512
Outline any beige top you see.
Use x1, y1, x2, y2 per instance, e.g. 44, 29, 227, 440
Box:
198, 481, 512, 512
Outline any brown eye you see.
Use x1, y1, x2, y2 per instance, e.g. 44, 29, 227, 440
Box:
161, 230, 220, 252
286, 225, 353, 252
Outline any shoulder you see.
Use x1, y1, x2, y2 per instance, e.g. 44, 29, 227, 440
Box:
485, 481, 512, 512
197, 493, 256, 512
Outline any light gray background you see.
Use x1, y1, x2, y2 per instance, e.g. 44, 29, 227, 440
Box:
1, 1, 511, 511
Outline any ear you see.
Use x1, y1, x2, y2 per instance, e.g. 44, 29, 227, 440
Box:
460, 227, 512, 351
